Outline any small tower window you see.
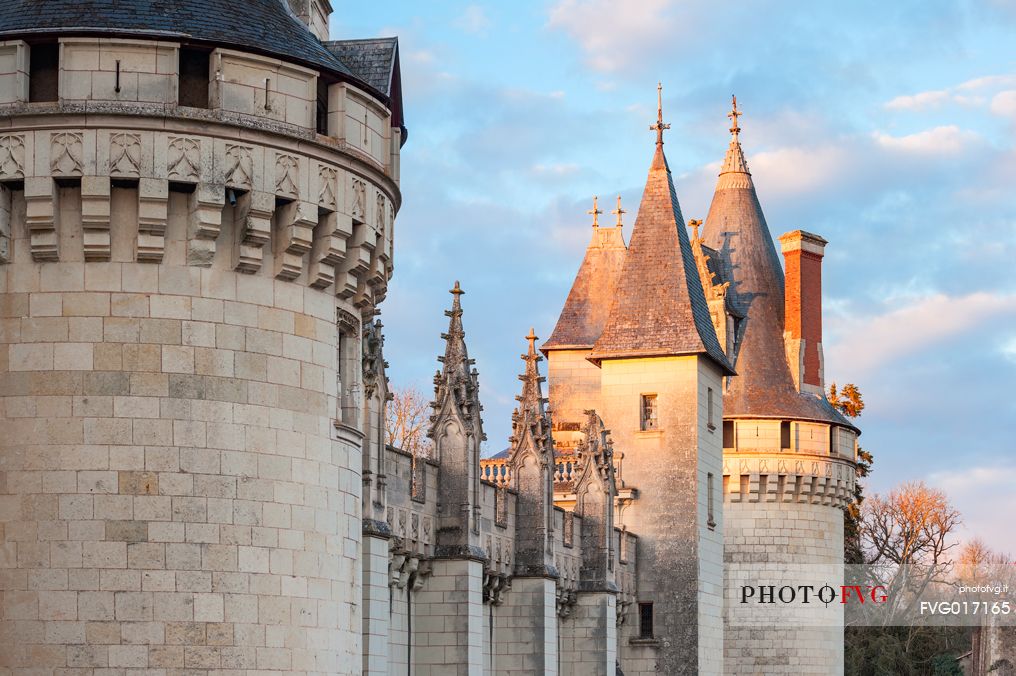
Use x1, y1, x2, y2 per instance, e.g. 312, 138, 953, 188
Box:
638, 602, 654, 639
722, 420, 734, 448
640, 394, 657, 431
707, 472, 716, 530
316, 77, 329, 135
781, 421, 791, 450
29, 42, 59, 103
707, 387, 716, 431
178, 48, 210, 108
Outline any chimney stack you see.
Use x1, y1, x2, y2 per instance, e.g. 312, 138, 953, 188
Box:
779, 230, 827, 396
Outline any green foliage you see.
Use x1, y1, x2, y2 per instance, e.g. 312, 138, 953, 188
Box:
830, 382, 872, 564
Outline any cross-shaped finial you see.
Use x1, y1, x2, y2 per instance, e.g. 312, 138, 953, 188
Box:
525, 327, 538, 353
728, 94, 742, 138
587, 195, 603, 228
611, 195, 625, 227
650, 82, 671, 145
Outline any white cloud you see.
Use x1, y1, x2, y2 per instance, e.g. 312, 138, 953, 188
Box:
927, 463, 1016, 557
454, 5, 490, 35
989, 90, 1016, 117
826, 292, 1016, 375
546, 0, 675, 73
873, 125, 980, 155
885, 89, 952, 110
748, 144, 853, 197
885, 74, 1016, 111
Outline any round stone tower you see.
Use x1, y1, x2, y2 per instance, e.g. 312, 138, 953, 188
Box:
698, 103, 857, 675
0, 1, 403, 673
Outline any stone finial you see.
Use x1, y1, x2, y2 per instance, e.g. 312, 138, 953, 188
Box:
718, 94, 752, 184
728, 94, 742, 138
587, 195, 603, 228
611, 195, 625, 227
688, 218, 702, 242
650, 81, 671, 146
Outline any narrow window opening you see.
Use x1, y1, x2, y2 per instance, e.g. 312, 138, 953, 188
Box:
780, 421, 791, 450
638, 602, 654, 639
316, 77, 329, 135
640, 394, 657, 431
722, 420, 734, 448
29, 42, 59, 103
707, 387, 716, 431
337, 313, 360, 427
829, 426, 836, 456
707, 472, 716, 530
178, 47, 210, 108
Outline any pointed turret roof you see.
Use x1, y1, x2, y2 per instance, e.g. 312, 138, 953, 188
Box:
543, 197, 628, 351
589, 87, 734, 374
701, 97, 850, 426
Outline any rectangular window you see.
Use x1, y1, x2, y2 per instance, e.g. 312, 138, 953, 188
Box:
178, 47, 210, 108
29, 42, 59, 102
707, 472, 716, 530
707, 387, 715, 431
336, 312, 360, 427
722, 420, 734, 448
640, 394, 657, 431
316, 77, 329, 135
638, 602, 654, 639
781, 421, 791, 450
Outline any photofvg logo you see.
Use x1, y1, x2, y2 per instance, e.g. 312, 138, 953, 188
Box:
726, 563, 1016, 628
740, 584, 888, 606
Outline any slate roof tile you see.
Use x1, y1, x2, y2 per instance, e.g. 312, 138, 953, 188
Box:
0, 0, 366, 84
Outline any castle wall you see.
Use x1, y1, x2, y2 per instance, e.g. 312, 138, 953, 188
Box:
0, 254, 362, 672
723, 500, 845, 675
545, 348, 600, 427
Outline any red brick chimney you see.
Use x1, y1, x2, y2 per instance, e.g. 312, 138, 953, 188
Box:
779, 230, 827, 395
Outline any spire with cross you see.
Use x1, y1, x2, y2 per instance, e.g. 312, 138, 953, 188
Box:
728, 94, 742, 139
650, 82, 671, 145
587, 195, 603, 228
611, 195, 625, 227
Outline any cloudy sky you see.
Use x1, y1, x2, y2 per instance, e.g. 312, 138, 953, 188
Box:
334, 1, 1016, 554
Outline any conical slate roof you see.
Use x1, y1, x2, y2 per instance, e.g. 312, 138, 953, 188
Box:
701, 107, 850, 426
543, 200, 627, 351
589, 127, 733, 374
0, 0, 394, 96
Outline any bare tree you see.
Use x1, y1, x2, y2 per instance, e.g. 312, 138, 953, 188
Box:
385, 384, 433, 459
860, 481, 962, 635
